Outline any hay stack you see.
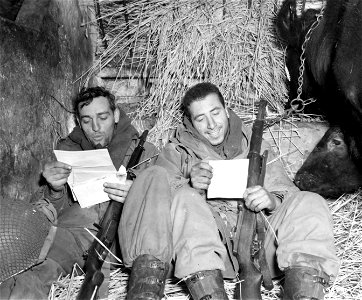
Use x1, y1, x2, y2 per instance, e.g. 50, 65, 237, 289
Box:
87, 0, 288, 145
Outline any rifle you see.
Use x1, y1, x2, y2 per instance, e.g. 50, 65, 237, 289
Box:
76, 130, 149, 300
233, 99, 273, 299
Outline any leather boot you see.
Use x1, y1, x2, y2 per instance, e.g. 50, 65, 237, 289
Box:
126, 254, 170, 300
283, 266, 330, 300
185, 269, 228, 300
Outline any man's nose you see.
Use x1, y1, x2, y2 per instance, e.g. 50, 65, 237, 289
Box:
92, 120, 100, 132
207, 116, 216, 129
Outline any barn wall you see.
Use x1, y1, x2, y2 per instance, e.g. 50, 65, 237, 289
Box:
0, 0, 93, 202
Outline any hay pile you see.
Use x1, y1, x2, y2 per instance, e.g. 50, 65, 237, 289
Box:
87, 0, 288, 145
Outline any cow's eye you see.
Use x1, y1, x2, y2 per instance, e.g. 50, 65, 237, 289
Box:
332, 139, 341, 146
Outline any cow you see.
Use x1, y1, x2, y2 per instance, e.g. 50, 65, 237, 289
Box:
276, 0, 362, 198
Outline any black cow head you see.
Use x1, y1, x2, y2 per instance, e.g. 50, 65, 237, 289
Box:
294, 127, 362, 199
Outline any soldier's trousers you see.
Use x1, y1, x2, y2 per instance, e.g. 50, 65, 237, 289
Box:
119, 166, 340, 280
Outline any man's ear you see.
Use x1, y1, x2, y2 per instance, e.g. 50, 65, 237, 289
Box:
114, 107, 120, 123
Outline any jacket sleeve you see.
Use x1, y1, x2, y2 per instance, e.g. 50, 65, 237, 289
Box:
31, 138, 78, 222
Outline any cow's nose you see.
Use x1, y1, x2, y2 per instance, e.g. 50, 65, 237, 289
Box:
294, 178, 301, 187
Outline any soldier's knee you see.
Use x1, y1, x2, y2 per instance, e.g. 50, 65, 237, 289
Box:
173, 186, 205, 207
136, 166, 169, 185
289, 191, 330, 214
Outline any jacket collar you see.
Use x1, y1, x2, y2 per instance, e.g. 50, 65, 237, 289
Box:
174, 109, 249, 160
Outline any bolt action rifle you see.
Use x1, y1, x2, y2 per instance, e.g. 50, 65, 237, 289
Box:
76, 130, 149, 300
233, 99, 274, 299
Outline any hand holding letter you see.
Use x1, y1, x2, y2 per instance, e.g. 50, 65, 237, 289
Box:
42, 161, 72, 192
104, 179, 133, 203
190, 160, 213, 191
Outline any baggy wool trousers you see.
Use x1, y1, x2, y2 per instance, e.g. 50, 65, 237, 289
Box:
119, 166, 340, 280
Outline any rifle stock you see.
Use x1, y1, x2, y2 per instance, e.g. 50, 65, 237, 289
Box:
234, 100, 272, 300
76, 130, 149, 300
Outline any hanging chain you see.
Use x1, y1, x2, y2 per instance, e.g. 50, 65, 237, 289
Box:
265, 6, 325, 128
289, 6, 325, 113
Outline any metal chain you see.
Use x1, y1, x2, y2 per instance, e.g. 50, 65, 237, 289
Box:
289, 6, 325, 113
265, 6, 325, 128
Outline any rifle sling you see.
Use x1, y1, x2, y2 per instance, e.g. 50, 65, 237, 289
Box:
255, 213, 274, 290
255, 150, 273, 290
238, 208, 273, 289
254, 150, 273, 290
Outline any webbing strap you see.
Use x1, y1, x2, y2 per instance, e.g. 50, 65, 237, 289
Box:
255, 213, 273, 290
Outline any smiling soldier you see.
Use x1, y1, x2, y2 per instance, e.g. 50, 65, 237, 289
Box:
119, 82, 340, 300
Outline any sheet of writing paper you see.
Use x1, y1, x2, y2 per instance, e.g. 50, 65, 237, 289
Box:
207, 159, 249, 199
72, 172, 126, 208
54, 150, 126, 208
54, 149, 115, 185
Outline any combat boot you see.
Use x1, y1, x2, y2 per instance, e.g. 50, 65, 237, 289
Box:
126, 254, 169, 300
283, 266, 330, 300
185, 269, 228, 300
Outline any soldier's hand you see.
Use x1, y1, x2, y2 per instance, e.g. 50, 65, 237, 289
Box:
42, 161, 72, 192
104, 179, 133, 203
190, 160, 213, 191
243, 185, 281, 213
